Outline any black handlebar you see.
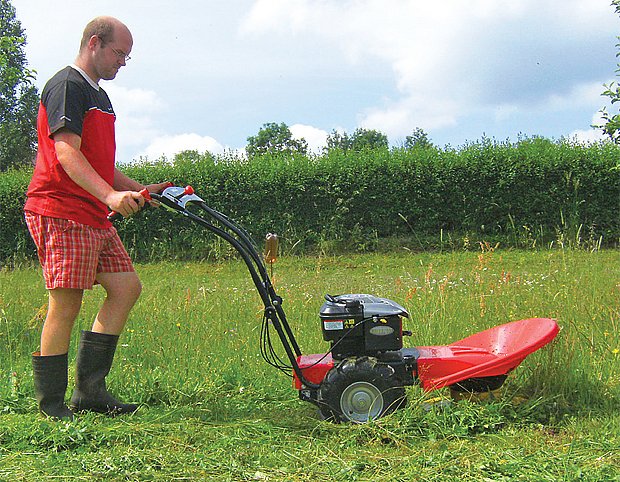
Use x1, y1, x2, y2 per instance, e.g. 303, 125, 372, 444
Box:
147, 185, 319, 390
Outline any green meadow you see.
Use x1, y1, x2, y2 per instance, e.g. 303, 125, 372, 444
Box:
0, 248, 618, 480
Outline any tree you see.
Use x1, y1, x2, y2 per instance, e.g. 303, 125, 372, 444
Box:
325, 129, 350, 152
598, 0, 620, 143
325, 128, 388, 152
246, 122, 308, 157
404, 127, 434, 149
0, 0, 38, 171
350, 128, 388, 151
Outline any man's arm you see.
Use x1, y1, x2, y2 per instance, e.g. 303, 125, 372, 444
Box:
114, 168, 172, 199
113, 167, 144, 192
54, 129, 144, 217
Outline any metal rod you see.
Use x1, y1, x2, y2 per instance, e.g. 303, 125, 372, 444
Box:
151, 193, 318, 388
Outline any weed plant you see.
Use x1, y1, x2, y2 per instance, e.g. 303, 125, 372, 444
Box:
0, 249, 618, 480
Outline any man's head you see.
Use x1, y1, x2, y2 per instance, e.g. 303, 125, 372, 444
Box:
76, 16, 133, 83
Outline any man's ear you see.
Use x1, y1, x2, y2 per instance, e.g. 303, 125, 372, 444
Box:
87, 35, 99, 51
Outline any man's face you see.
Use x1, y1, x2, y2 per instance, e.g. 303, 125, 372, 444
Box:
94, 27, 133, 81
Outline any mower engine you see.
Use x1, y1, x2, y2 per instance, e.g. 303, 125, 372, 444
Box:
320, 294, 409, 360
293, 294, 419, 422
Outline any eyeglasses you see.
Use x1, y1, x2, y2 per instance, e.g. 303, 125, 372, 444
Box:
95, 36, 131, 62
109, 46, 131, 62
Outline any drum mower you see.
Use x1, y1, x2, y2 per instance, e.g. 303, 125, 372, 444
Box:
138, 185, 559, 423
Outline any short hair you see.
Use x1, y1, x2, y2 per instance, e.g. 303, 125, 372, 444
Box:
80, 17, 116, 50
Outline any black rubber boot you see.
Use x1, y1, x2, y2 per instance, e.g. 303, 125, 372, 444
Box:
70, 330, 138, 415
32, 352, 74, 421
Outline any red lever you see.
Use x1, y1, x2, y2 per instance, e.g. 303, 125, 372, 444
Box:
184, 185, 194, 195
139, 187, 152, 201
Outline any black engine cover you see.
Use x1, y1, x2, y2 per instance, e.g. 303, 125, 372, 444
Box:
320, 294, 409, 360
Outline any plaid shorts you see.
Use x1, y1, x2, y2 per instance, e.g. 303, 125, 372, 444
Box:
25, 211, 135, 290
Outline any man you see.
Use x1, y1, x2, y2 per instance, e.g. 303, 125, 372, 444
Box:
24, 16, 168, 420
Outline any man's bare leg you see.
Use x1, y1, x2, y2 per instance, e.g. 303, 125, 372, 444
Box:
40, 288, 84, 356
91, 271, 142, 334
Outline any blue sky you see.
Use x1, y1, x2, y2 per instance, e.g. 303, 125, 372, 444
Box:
12, 0, 620, 162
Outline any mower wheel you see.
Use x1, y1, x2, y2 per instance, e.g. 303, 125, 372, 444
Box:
318, 356, 407, 423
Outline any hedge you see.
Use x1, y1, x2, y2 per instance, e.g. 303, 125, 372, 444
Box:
1, 137, 618, 265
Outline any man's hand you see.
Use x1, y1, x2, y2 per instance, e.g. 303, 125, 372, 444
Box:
145, 182, 173, 197
105, 190, 146, 218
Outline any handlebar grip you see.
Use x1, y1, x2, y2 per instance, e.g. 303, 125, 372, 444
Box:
107, 188, 152, 222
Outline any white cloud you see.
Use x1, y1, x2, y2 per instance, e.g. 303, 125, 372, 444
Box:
491, 81, 611, 123
360, 95, 461, 137
569, 112, 607, 144
105, 84, 164, 117
241, 0, 310, 33
290, 124, 328, 153
137, 133, 226, 161
240, 1, 519, 137
570, 128, 606, 144
241, 0, 618, 141
104, 84, 164, 161
17, 0, 616, 159
544, 81, 610, 112
104, 85, 233, 162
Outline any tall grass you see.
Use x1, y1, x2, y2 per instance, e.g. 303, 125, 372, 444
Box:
0, 249, 618, 480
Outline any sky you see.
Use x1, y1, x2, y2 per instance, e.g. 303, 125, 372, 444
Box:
10, 0, 620, 163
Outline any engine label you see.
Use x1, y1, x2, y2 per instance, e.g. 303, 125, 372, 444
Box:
323, 320, 344, 331
369, 325, 394, 336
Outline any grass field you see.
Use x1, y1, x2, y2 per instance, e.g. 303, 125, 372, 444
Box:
0, 249, 618, 481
